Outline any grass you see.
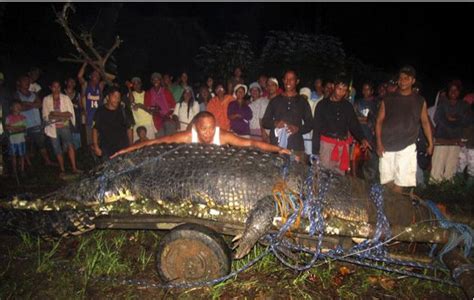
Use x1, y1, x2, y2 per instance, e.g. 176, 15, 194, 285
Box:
36, 237, 62, 273
137, 247, 154, 272
0, 228, 467, 299
418, 172, 474, 203
75, 231, 132, 290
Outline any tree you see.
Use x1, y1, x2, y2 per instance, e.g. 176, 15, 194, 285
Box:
195, 33, 255, 83
194, 30, 351, 84
54, 3, 122, 85
259, 30, 346, 80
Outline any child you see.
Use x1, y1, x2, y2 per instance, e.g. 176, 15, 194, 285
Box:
6, 101, 27, 176
134, 126, 149, 144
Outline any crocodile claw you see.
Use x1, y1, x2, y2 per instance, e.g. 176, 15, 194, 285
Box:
232, 196, 275, 260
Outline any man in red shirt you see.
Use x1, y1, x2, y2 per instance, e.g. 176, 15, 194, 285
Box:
144, 73, 176, 138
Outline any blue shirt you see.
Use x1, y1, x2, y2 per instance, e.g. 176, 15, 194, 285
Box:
17, 91, 41, 129
85, 83, 102, 127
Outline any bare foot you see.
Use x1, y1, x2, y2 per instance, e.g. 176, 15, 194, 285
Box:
72, 169, 83, 174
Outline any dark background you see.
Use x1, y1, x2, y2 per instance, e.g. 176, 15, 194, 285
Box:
0, 3, 472, 103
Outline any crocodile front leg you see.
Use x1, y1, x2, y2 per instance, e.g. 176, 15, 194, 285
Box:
233, 196, 276, 259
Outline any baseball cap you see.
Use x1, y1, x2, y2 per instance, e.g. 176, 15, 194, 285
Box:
399, 65, 416, 78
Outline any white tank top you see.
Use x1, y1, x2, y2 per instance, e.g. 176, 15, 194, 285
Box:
191, 126, 221, 145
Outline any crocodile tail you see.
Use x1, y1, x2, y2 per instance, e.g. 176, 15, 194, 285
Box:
0, 208, 96, 239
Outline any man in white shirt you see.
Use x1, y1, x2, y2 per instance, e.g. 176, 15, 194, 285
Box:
43, 80, 81, 177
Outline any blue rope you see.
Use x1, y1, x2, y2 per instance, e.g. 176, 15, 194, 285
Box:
425, 200, 473, 259
452, 264, 474, 280
348, 183, 391, 258
329, 255, 459, 287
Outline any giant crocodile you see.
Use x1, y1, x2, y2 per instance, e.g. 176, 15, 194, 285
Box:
1, 143, 467, 258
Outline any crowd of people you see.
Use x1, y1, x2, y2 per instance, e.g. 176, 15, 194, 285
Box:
0, 64, 472, 193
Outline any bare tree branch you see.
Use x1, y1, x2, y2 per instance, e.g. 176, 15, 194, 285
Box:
102, 35, 122, 66
58, 57, 86, 64
55, 3, 92, 62
81, 33, 103, 62
54, 3, 123, 85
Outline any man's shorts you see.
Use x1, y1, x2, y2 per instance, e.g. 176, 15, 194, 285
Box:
26, 128, 46, 149
72, 132, 81, 150
9, 142, 26, 156
50, 127, 73, 156
379, 143, 417, 187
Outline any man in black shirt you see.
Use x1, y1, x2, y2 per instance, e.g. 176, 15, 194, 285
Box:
312, 78, 371, 175
262, 70, 313, 159
375, 66, 433, 193
92, 87, 133, 161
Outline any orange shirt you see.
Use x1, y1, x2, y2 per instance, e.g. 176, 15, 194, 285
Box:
206, 95, 234, 130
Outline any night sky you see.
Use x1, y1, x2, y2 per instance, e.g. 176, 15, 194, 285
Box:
0, 3, 473, 102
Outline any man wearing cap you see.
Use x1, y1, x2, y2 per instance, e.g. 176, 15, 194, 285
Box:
144, 72, 176, 138
207, 83, 234, 131
248, 82, 269, 141
376, 65, 433, 193
262, 70, 313, 159
127, 77, 156, 141
312, 78, 371, 175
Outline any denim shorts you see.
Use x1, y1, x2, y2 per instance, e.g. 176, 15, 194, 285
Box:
50, 127, 73, 155
9, 142, 26, 156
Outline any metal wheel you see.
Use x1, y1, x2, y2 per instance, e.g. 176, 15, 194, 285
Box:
156, 223, 231, 283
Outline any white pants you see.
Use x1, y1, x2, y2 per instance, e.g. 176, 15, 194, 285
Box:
430, 145, 461, 182
457, 146, 474, 176
379, 143, 417, 187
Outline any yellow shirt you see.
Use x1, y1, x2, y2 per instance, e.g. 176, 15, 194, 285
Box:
131, 91, 153, 126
